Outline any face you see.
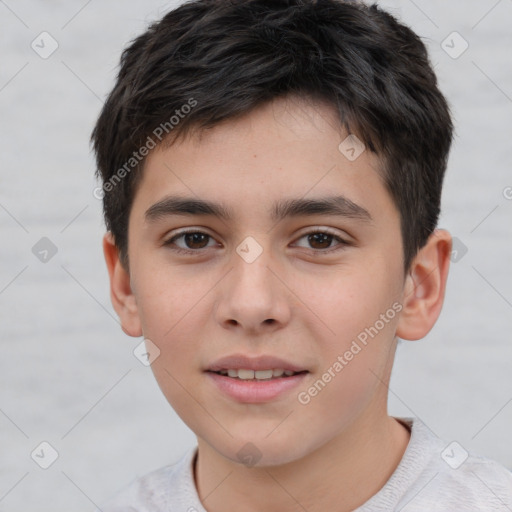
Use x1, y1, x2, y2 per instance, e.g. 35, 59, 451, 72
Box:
123, 96, 409, 466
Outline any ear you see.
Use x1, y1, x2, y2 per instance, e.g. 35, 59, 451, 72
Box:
396, 229, 452, 341
102, 232, 142, 337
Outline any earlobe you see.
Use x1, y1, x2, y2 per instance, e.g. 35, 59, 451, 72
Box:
102, 232, 143, 337
396, 229, 452, 341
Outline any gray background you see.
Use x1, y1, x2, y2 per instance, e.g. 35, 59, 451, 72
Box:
0, 0, 511, 510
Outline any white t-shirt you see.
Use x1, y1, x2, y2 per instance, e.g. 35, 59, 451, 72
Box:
97, 417, 512, 511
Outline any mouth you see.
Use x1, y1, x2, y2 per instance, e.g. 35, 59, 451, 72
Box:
207, 368, 309, 380
204, 354, 310, 403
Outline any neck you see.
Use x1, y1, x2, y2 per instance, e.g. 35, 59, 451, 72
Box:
194, 412, 410, 512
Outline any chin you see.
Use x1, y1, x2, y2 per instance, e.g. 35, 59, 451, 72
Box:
213, 436, 314, 469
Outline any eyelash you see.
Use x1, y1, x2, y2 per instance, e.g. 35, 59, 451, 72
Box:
163, 228, 350, 256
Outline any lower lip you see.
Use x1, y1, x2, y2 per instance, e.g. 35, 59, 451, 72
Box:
205, 371, 308, 403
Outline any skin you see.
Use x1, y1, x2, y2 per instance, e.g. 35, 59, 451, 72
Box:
103, 95, 452, 512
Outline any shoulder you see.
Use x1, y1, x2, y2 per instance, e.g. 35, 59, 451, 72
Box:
358, 418, 512, 511
425, 449, 512, 509
95, 446, 199, 512
395, 418, 512, 511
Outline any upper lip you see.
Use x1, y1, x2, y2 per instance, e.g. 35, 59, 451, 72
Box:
206, 354, 308, 373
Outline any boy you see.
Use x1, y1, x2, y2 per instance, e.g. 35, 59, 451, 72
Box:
91, 0, 512, 510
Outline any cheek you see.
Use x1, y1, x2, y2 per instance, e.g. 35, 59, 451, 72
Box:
299, 262, 400, 341
132, 262, 225, 377
134, 261, 210, 337
136, 273, 208, 419
295, 313, 399, 437
298, 263, 401, 397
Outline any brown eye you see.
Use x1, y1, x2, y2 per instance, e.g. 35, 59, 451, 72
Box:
293, 229, 348, 253
164, 230, 217, 253
307, 232, 334, 249
182, 232, 210, 249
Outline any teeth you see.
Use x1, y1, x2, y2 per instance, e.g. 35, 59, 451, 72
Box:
255, 370, 274, 379
238, 369, 255, 380
217, 369, 298, 380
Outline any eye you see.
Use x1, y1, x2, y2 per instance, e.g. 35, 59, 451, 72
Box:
293, 228, 349, 253
163, 229, 218, 254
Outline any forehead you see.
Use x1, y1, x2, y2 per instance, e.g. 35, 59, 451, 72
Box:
132, 96, 394, 226
180, 94, 357, 155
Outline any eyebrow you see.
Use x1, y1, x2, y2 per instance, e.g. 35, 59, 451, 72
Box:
144, 194, 373, 224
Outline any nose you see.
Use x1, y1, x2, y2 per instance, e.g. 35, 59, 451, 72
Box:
214, 241, 292, 335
